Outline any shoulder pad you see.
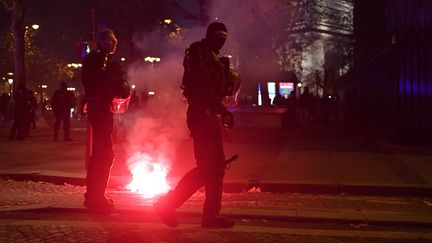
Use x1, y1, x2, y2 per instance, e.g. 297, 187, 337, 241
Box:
187, 41, 205, 53
86, 50, 107, 60
84, 50, 109, 70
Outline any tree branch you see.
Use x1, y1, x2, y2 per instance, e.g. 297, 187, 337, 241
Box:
0, 0, 14, 12
170, 0, 209, 23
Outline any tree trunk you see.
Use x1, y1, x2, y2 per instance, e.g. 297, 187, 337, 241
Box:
12, 0, 26, 88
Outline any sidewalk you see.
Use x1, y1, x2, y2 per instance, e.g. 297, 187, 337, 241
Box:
1, 178, 432, 227
1, 120, 431, 197
0, 118, 432, 227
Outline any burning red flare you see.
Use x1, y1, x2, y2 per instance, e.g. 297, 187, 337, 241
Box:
126, 152, 171, 198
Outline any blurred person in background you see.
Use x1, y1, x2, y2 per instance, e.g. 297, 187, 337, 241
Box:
51, 81, 76, 141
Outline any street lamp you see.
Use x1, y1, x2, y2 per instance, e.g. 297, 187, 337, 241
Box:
7, 78, 13, 94
31, 24, 40, 30
144, 56, 161, 70
67, 63, 82, 69
144, 56, 161, 63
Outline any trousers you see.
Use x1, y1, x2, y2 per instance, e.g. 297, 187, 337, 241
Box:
85, 102, 114, 200
53, 111, 70, 140
163, 105, 226, 215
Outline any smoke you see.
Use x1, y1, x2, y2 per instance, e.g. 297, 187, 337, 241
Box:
123, 26, 206, 170
208, 0, 292, 81
124, 55, 186, 168
122, 0, 291, 169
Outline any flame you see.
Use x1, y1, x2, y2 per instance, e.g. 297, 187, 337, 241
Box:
126, 153, 171, 198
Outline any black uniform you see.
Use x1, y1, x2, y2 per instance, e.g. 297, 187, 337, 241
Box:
81, 49, 116, 206
155, 37, 234, 227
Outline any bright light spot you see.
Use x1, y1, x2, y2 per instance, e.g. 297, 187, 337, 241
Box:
126, 153, 170, 198
67, 63, 81, 69
328, 95, 332, 99
148, 91, 155, 96
7, 72, 13, 75
247, 187, 261, 193
32, 24, 40, 30
227, 55, 232, 58
145, 56, 160, 63
7, 79, 13, 84
131, 84, 136, 89
41, 85, 48, 88
297, 83, 303, 88
121, 57, 126, 62
70, 108, 75, 118
164, 19, 172, 24
67, 87, 76, 91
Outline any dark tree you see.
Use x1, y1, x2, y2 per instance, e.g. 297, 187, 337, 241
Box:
1, 0, 27, 87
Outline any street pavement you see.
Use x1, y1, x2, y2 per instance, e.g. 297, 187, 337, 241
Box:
1, 178, 432, 242
1, 114, 431, 197
0, 112, 432, 241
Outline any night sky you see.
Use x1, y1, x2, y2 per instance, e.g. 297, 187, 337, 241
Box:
2, 1, 87, 60
1, 0, 198, 62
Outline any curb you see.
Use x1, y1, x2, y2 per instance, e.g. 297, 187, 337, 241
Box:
10, 206, 432, 228
1, 173, 431, 197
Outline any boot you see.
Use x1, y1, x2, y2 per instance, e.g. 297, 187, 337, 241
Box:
201, 213, 234, 228
153, 197, 178, 228
84, 195, 115, 212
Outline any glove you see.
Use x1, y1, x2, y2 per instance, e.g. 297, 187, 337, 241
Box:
221, 111, 234, 129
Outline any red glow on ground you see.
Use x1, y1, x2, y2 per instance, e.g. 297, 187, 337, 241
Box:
126, 153, 171, 198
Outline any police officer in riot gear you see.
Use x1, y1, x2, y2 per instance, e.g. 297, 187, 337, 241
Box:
81, 29, 130, 211
154, 22, 240, 228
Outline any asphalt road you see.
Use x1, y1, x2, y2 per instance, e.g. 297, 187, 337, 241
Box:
1, 211, 431, 242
